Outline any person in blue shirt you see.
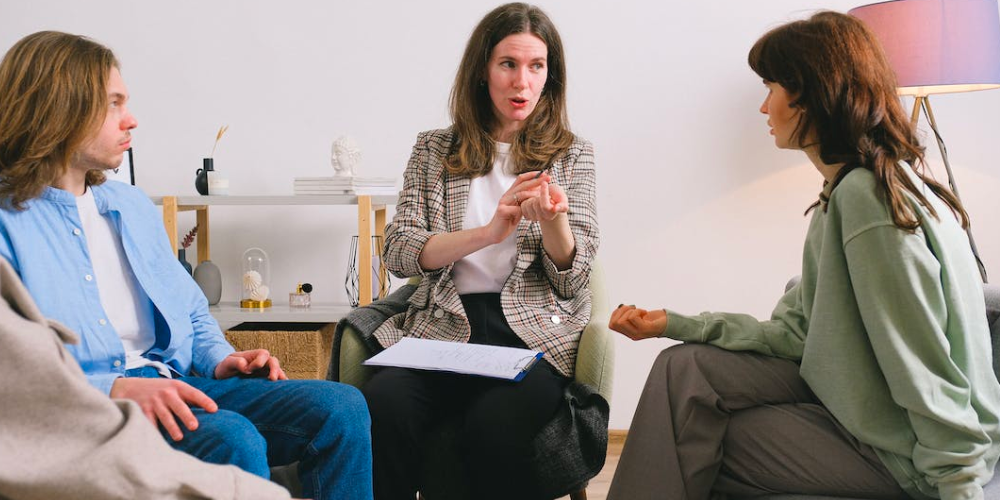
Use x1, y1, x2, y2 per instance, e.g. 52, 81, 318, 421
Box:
0, 31, 373, 500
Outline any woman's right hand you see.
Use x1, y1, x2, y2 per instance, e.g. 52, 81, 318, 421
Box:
609, 304, 668, 340
484, 172, 549, 244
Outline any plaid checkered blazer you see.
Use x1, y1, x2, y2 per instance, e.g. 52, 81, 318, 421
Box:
373, 127, 599, 377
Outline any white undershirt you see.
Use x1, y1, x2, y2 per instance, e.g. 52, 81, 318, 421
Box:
452, 142, 518, 294
76, 189, 165, 374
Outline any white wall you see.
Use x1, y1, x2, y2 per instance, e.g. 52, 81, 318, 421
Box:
4, 0, 1000, 429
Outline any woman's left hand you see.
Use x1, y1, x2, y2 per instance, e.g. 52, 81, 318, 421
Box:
519, 180, 569, 222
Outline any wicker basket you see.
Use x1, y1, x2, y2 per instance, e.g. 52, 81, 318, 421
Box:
224, 322, 337, 380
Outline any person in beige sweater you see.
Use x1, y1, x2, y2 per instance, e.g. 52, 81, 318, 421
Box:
0, 255, 294, 500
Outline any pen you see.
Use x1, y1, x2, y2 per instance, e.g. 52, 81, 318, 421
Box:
534, 166, 552, 179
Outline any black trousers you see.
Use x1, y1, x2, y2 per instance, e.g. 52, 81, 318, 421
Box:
362, 293, 568, 500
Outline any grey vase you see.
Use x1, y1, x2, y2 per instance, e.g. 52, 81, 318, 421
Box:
193, 259, 222, 305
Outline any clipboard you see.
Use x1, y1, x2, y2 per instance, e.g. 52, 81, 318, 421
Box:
363, 337, 544, 381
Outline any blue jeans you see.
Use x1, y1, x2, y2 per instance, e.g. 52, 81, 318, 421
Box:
125, 367, 373, 500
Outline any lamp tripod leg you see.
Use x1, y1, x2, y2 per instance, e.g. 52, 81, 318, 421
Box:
914, 96, 988, 283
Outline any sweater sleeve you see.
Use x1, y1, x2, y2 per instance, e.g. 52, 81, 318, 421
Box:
662, 282, 808, 361
845, 224, 993, 496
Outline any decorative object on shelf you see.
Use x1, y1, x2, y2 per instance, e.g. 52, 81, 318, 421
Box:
331, 135, 361, 177
195, 158, 212, 195
850, 0, 1000, 282
197, 125, 230, 196
208, 168, 229, 195
289, 282, 313, 308
194, 259, 222, 305
240, 247, 272, 309
346, 235, 390, 307
293, 176, 397, 196
178, 225, 197, 275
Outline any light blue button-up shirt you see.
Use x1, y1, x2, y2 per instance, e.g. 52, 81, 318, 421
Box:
0, 182, 234, 394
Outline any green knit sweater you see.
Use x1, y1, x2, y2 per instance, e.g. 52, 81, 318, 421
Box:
664, 167, 1000, 499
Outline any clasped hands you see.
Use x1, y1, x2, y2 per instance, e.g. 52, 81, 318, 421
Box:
486, 171, 569, 243
110, 349, 286, 441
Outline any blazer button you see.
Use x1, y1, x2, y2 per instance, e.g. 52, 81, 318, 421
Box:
551, 315, 561, 325
434, 308, 445, 319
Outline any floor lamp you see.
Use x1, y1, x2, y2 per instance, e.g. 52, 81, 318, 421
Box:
850, 0, 1000, 283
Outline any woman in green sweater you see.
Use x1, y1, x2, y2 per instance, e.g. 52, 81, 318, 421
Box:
607, 11, 1000, 500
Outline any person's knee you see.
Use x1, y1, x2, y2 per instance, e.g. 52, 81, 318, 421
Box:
653, 343, 716, 374
274, 381, 373, 462
653, 343, 696, 371
314, 382, 371, 441
190, 410, 269, 477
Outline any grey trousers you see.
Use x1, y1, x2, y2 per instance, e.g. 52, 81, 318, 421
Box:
607, 344, 908, 500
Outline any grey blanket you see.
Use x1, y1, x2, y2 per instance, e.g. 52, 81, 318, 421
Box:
326, 285, 609, 498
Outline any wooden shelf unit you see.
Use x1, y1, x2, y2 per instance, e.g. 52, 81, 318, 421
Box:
153, 194, 397, 310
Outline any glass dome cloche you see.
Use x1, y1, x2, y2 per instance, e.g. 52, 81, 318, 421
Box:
240, 247, 272, 309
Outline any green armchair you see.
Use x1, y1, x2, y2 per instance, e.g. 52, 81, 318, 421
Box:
334, 260, 615, 500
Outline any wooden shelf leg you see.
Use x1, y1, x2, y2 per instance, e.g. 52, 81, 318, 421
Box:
358, 195, 373, 306
162, 196, 179, 254
196, 207, 210, 264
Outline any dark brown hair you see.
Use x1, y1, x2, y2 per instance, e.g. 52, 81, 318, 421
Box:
748, 11, 968, 231
446, 2, 573, 176
0, 31, 116, 210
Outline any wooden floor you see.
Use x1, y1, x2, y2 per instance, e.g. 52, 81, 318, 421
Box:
555, 430, 625, 500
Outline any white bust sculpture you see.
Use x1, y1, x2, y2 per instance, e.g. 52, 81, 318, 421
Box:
331, 136, 361, 177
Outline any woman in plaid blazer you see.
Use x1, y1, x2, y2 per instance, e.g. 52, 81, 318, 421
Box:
361, 3, 598, 500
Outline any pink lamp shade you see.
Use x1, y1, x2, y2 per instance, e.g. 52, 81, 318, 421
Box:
849, 0, 1000, 96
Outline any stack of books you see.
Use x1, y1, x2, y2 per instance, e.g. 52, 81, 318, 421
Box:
293, 176, 398, 196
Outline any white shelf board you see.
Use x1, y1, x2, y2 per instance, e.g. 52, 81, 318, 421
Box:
210, 301, 353, 331
151, 194, 398, 207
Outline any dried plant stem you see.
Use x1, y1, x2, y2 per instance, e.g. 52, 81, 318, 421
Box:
210, 125, 229, 157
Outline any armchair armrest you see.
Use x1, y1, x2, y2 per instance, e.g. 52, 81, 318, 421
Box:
573, 259, 614, 401
339, 326, 376, 389
575, 318, 615, 402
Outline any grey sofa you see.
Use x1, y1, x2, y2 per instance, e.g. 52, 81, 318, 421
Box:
749, 283, 1000, 500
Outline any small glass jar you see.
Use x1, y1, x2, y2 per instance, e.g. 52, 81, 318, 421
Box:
240, 247, 272, 309
289, 283, 312, 308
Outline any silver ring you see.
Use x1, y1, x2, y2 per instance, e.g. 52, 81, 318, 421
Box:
513, 193, 519, 204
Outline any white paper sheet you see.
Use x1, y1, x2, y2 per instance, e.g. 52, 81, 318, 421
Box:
363, 337, 544, 381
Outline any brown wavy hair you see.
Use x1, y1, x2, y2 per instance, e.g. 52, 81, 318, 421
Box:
0, 31, 116, 210
446, 2, 574, 177
748, 11, 968, 231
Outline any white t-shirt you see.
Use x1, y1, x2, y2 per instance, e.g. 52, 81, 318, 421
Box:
452, 142, 519, 294
77, 189, 167, 375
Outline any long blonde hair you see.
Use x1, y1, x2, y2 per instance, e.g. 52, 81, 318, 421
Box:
0, 31, 116, 210
446, 2, 574, 177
